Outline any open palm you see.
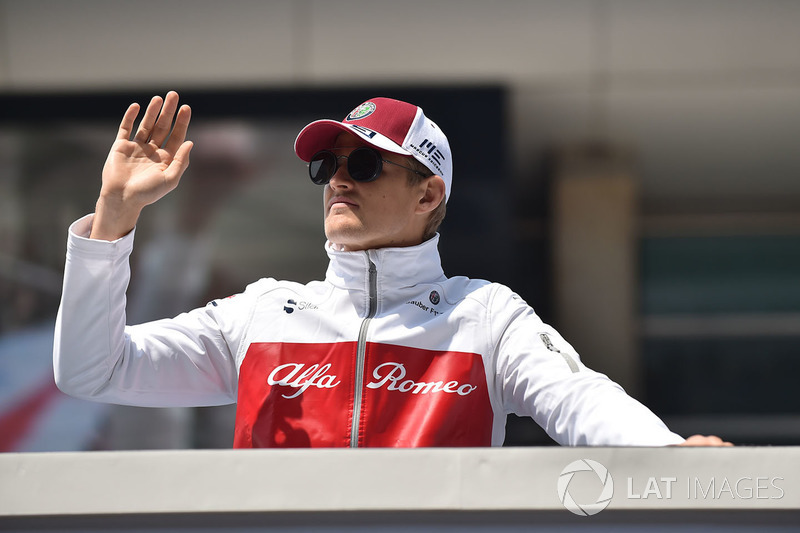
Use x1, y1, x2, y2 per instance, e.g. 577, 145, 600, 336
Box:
92, 92, 193, 240
102, 91, 193, 208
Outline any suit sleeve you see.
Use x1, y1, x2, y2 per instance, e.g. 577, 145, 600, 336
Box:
489, 284, 684, 446
53, 214, 244, 407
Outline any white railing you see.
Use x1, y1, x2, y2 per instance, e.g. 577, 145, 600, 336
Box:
1, 447, 798, 530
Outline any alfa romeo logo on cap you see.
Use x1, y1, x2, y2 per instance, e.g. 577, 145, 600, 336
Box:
347, 102, 376, 121
429, 291, 440, 305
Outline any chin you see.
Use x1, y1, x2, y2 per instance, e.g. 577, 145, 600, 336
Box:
325, 222, 366, 247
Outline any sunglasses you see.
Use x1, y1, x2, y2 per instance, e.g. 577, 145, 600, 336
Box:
308, 146, 428, 185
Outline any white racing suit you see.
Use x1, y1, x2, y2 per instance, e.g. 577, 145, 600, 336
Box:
54, 214, 684, 447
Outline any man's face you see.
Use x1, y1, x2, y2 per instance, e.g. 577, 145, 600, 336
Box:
323, 133, 427, 251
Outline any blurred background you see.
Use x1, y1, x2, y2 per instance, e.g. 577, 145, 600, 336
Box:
1, 0, 798, 451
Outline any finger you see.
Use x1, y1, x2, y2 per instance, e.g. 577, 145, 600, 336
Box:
163, 141, 194, 188
164, 104, 192, 155
116, 103, 141, 141
149, 91, 180, 147
705, 435, 732, 446
679, 434, 733, 446
133, 95, 164, 143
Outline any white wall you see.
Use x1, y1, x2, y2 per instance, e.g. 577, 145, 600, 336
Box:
2, 0, 800, 208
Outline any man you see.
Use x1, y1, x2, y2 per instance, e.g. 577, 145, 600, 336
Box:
54, 92, 727, 447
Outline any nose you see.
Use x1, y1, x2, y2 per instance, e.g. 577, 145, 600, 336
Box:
328, 161, 354, 190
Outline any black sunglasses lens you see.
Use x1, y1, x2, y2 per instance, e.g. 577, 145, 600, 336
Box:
347, 148, 382, 182
309, 151, 337, 184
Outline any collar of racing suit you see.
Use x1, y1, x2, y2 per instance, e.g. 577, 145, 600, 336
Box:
323, 233, 447, 291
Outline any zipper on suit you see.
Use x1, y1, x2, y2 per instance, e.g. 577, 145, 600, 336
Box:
350, 253, 378, 448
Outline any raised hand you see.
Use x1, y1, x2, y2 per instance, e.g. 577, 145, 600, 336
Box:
91, 91, 193, 240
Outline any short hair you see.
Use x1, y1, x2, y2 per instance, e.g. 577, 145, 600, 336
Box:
405, 157, 446, 241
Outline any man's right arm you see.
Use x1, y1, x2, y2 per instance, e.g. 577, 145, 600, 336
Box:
53, 92, 242, 406
53, 213, 240, 406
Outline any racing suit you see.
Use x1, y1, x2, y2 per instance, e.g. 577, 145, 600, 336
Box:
54, 214, 684, 447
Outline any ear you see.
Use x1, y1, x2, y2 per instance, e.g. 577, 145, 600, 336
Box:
415, 175, 446, 215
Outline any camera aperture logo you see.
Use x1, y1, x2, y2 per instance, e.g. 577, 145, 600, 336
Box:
557, 459, 614, 516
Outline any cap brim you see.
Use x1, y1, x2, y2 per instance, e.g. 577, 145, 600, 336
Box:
294, 119, 411, 162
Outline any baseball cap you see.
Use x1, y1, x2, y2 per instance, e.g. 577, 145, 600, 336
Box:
294, 97, 453, 202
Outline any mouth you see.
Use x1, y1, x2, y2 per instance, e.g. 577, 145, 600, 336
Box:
328, 196, 359, 210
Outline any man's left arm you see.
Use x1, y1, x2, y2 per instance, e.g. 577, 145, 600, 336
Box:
488, 285, 731, 446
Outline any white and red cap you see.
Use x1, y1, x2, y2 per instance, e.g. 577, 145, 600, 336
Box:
294, 97, 453, 201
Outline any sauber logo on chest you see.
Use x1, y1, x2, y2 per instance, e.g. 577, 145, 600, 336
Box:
266, 361, 478, 398
283, 299, 319, 314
